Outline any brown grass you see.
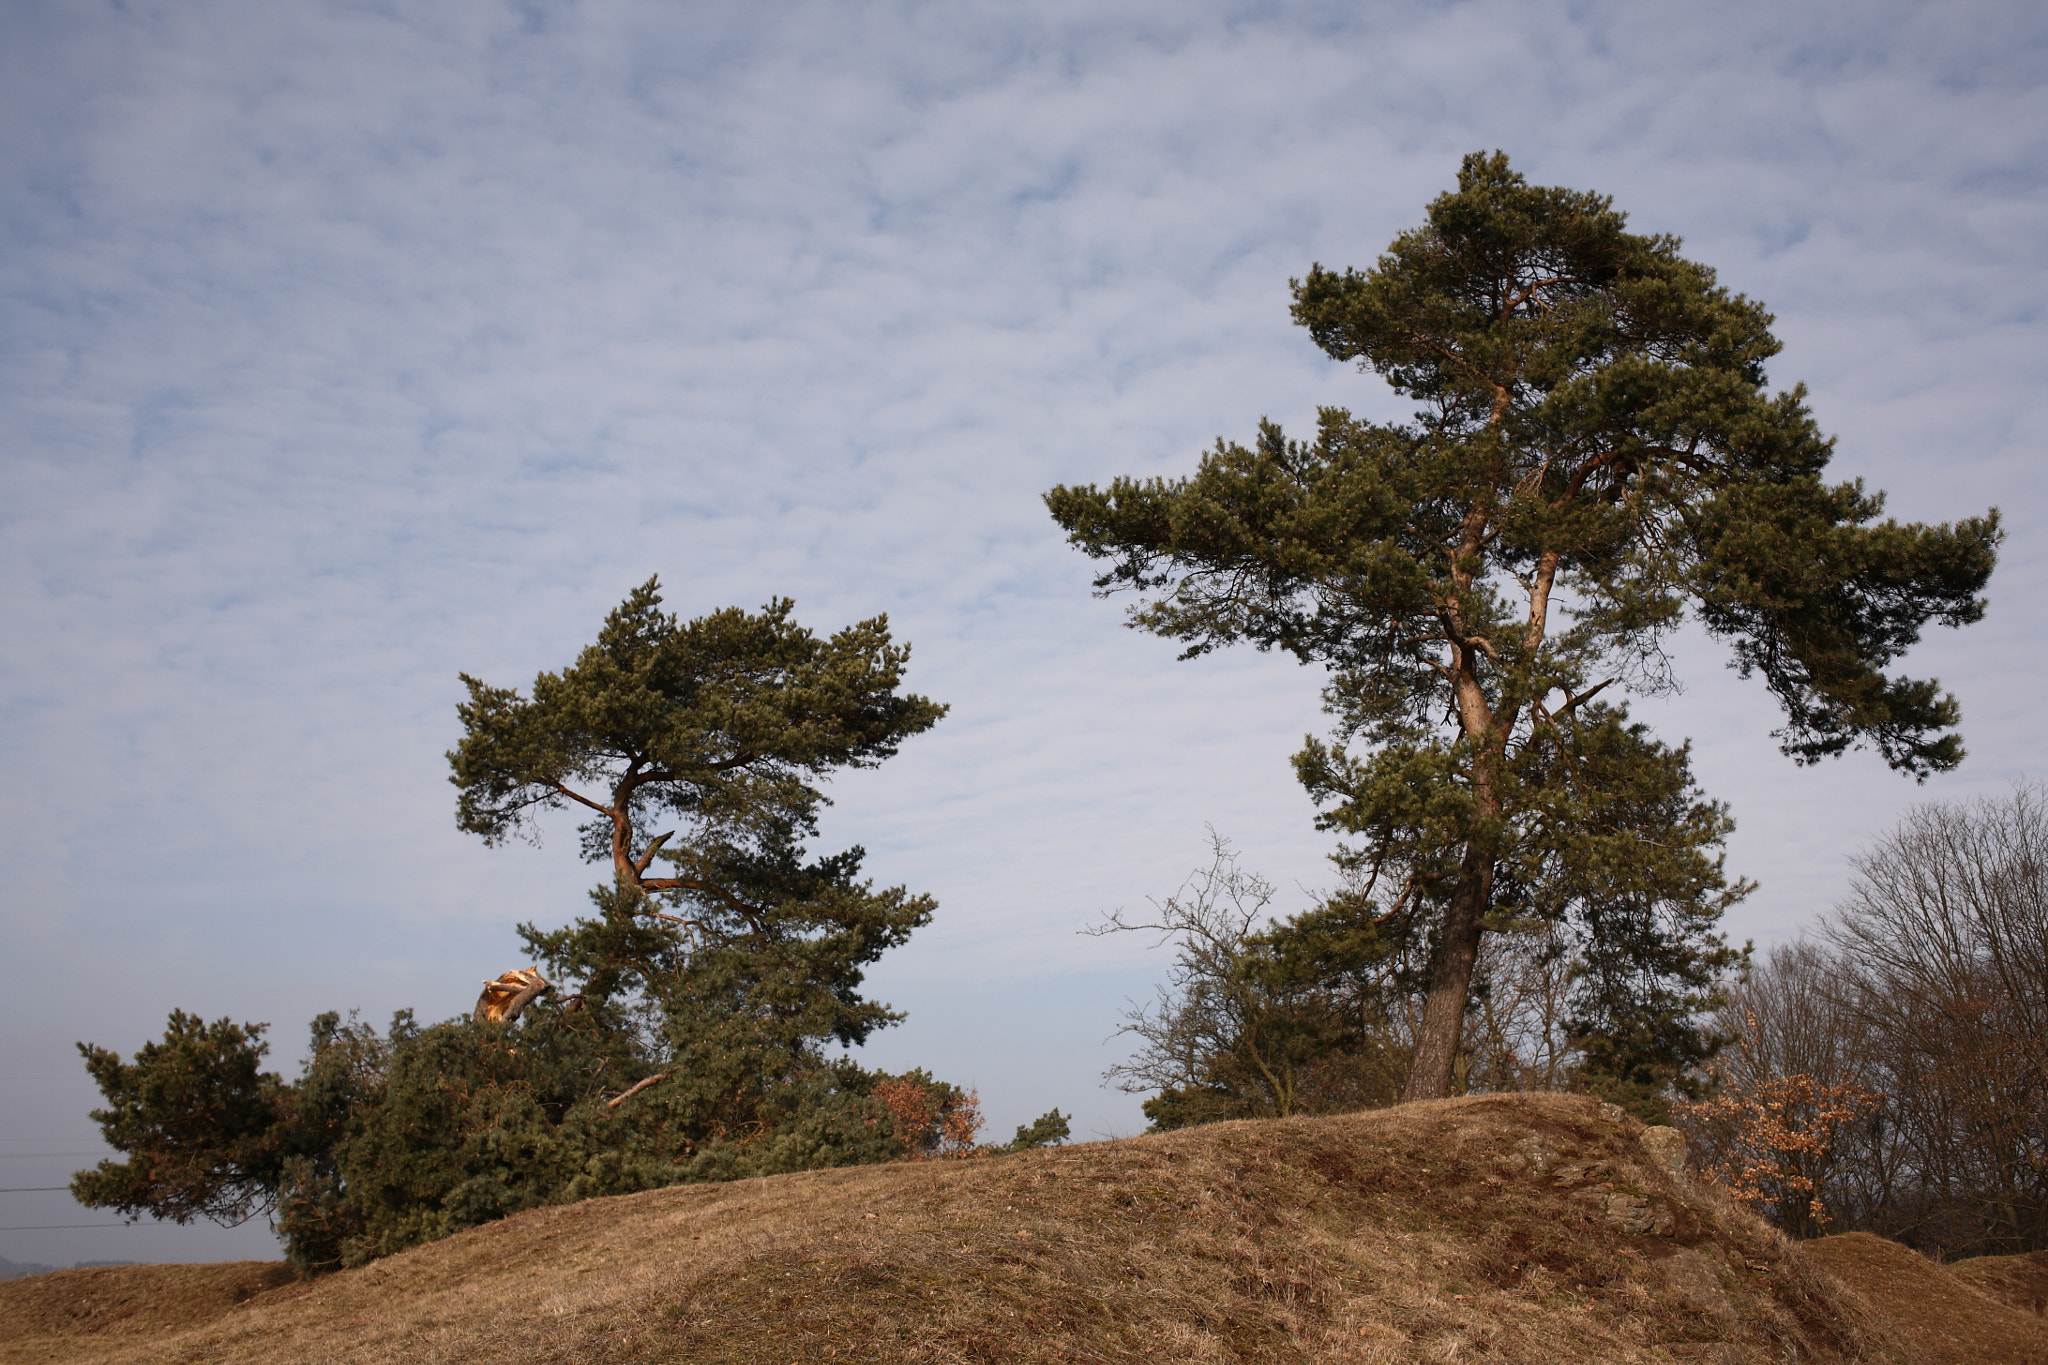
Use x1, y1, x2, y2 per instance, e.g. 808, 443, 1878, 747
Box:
1950, 1249, 2048, 1321
0, 1094, 1915, 1364
1802, 1233, 2048, 1365
0, 1260, 301, 1361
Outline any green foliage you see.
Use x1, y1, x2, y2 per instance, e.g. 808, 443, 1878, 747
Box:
1005, 1110, 1073, 1151
448, 579, 946, 913
78, 1005, 935, 1273
276, 1008, 634, 1271
71, 1012, 289, 1227
1048, 151, 1996, 1099
77, 582, 965, 1271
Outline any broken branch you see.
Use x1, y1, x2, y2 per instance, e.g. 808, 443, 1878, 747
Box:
474, 967, 549, 1024
606, 1074, 669, 1109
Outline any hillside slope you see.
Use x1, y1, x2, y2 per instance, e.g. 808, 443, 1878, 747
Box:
1950, 1247, 2048, 1320
1804, 1235, 2048, 1365
0, 1094, 1939, 1364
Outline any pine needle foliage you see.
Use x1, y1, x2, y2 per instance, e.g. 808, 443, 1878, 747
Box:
1046, 152, 1999, 1102
75, 582, 978, 1272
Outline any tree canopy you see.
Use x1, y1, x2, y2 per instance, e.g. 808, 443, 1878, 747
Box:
450, 580, 955, 1099
72, 581, 1063, 1274
449, 578, 946, 932
1047, 152, 2000, 1102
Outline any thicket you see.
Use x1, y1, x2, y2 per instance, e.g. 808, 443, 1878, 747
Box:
1100, 830, 1733, 1131
1679, 786, 2048, 1259
1109, 790, 2048, 1261
74, 583, 1065, 1272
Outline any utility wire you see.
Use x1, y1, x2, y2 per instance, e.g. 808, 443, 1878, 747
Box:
0, 1187, 71, 1193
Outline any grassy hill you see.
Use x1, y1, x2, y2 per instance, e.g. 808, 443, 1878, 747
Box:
5, 1093, 2044, 1364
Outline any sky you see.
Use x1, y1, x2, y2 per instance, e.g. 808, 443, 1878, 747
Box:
2, 0, 2043, 1268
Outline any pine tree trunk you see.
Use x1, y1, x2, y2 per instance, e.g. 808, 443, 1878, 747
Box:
1401, 852, 1492, 1101
1404, 651, 1503, 1103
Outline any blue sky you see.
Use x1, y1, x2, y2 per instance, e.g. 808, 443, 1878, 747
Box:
3, 0, 2044, 1266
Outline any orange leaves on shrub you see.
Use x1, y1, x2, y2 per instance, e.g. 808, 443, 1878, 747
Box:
871, 1076, 984, 1160
1676, 1013, 1877, 1233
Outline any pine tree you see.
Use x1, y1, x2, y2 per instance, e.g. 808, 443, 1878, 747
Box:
447, 578, 953, 1174
74, 581, 963, 1270
1046, 152, 1999, 1101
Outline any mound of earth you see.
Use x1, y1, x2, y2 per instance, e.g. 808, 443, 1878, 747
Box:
0, 1094, 1909, 1364
0, 1260, 300, 1361
1803, 1233, 2048, 1365
1951, 1248, 2048, 1320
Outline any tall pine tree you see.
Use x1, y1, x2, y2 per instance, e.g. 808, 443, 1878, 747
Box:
1046, 153, 1999, 1101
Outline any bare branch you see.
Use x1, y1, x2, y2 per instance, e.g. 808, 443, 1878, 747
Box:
548, 782, 616, 818
632, 831, 675, 877
605, 1074, 668, 1109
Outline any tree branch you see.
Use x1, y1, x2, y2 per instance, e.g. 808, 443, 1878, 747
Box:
549, 782, 615, 818
632, 831, 675, 877
605, 1074, 668, 1109
474, 968, 549, 1024
631, 875, 767, 935
1556, 678, 1615, 717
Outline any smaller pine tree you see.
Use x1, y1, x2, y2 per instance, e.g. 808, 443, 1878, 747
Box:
74, 582, 990, 1270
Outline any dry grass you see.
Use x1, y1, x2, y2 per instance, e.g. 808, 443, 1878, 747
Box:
0, 1261, 300, 1361
1, 1094, 1915, 1364
1950, 1249, 2048, 1321
1802, 1234, 2048, 1365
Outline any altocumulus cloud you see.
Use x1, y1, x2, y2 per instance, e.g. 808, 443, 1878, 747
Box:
1, 0, 2042, 1265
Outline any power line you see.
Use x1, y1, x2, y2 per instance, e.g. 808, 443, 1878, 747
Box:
0, 1187, 71, 1193
0, 1224, 136, 1231
0, 1153, 107, 1159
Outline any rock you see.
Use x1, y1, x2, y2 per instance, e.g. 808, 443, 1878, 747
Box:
1551, 1160, 1611, 1188
1566, 1179, 1676, 1234
1602, 1191, 1675, 1235
1509, 1134, 1556, 1176
1641, 1125, 1688, 1176
1661, 1247, 1738, 1322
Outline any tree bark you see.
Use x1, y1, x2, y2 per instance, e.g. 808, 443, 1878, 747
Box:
474, 968, 549, 1023
1401, 845, 1494, 1101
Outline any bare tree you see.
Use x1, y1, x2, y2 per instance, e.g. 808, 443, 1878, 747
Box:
1462, 925, 1579, 1094
1091, 833, 1408, 1128
1687, 944, 1886, 1236
1823, 785, 2048, 1255
1095, 834, 1630, 1130
1685, 788, 2048, 1254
